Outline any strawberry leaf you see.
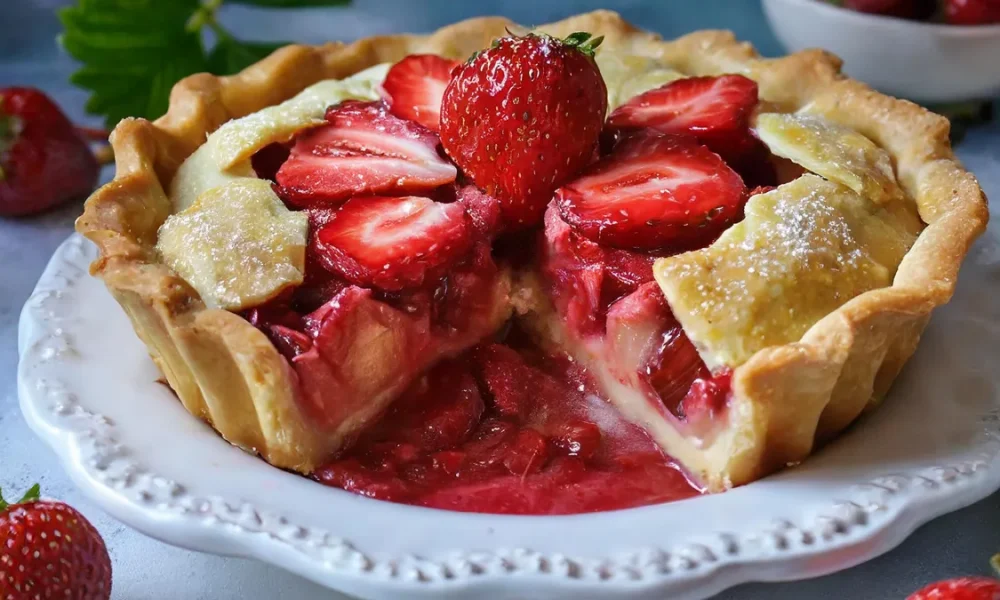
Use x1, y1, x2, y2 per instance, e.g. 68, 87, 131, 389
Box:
60, 0, 351, 128
59, 0, 208, 128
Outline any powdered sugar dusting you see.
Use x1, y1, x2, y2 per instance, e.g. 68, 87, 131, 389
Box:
157, 179, 308, 310
654, 174, 917, 369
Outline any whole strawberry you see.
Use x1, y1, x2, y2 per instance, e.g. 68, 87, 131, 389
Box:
0, 87, 100, 217
440, 32, 608, 229
0, 484, 112, 600
907, 576, 1000, 599
945, 0, 1000, 24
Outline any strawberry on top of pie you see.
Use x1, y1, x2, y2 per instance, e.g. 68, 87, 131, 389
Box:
78, 11, 987, 513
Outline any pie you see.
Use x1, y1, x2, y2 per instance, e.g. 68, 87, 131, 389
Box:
76, 11, 988, 513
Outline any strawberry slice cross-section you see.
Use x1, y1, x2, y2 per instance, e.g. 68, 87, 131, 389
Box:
275, 100, 457, 208
555, 133, 747, 251
314, 195, 474, 292
606, 75, 758, 158
381, 54, 460, 132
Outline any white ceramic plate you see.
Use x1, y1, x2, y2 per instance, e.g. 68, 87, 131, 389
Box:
18, 230, 1000, 600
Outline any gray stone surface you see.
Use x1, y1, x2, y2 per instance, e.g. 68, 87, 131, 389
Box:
1, 1, 997, 598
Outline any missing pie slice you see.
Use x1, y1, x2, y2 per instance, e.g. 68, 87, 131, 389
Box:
77, 10, 987, 511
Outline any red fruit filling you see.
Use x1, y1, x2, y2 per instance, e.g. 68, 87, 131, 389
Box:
541, 206, 731, 426
315, 342, 700, 514
275, 100, 456, 207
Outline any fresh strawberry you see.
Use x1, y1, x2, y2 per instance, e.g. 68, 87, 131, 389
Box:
555, 133, 747, 250
0, 87, 99, 217
314, 195, 473, 291
0, 484, 111, 600
440, 32, 608, 228
381, 54, 460, 131
945, 0, 1000, 24
606, 75, 758, 158
275, 100, 456, 207
907, 576, 1000, 599
845, 0, 938, 19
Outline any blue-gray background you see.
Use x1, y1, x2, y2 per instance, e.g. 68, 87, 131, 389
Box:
1, 1, 997, 598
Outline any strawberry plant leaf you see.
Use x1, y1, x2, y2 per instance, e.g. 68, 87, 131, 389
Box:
59, 0, 208, 128
60, 0, 352, 128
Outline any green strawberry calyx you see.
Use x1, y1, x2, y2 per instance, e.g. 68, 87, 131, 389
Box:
561, 31, 605, 57
0, 484, 41, 513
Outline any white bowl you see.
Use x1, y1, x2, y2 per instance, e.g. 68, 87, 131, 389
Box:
762, 0, 1000, 103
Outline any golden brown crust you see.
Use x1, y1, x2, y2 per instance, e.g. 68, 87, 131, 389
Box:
77, 10, 988, 486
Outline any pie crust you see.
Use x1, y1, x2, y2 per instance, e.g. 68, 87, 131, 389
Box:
76, 10, 989, 487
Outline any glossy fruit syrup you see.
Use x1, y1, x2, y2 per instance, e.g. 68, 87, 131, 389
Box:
314, 330, 702, 514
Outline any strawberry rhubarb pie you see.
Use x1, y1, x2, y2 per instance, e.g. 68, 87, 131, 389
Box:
78, 11, 987, 514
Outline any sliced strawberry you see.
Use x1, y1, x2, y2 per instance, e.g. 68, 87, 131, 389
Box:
456, 185, 503, 238
539, 206, 606, 336
381, 54, 459, 132
275, 100, 456, 207
607, 75, 758, 157
314, 195, 473, 291
556, 133, 747, 250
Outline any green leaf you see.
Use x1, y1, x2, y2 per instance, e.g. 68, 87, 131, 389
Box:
226, 0, 350, 7
60, 0, 350, 127
208, 38, 287, 75
60, 0, 209, 127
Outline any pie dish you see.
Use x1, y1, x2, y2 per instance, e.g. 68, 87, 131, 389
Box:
75, 10, 988, 512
